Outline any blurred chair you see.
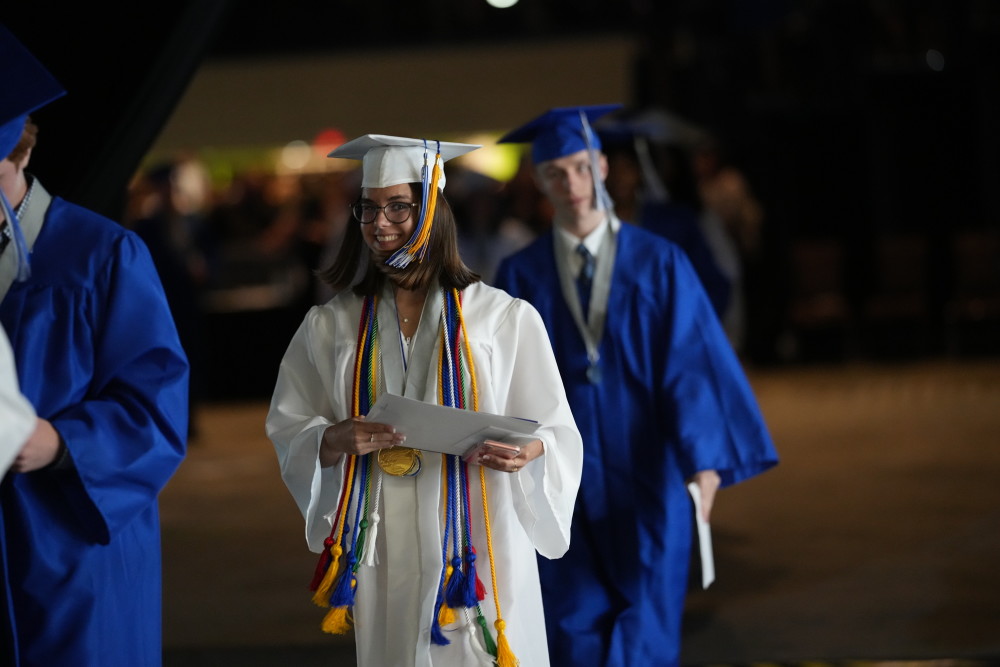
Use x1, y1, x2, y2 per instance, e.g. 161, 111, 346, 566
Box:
945, 228, 1000, 356
860, 232, 932, 358
782, 238, 854, 361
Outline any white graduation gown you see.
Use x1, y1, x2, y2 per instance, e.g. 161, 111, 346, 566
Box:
266, 280, 583, 667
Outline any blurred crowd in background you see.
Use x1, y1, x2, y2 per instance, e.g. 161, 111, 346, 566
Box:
120, 109, 1000, 425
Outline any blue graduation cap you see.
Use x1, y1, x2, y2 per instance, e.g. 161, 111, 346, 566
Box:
497, 104, 622, 164
499, 104, 622, 214
0, 23, 66, 160
0, 23, 65, 282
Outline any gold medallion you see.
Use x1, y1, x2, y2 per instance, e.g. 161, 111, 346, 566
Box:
377, 447, 422, 476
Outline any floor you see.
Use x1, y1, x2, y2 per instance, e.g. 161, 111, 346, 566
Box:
159, 357, 1000, 666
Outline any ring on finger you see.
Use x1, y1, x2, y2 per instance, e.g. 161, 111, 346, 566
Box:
370, 432, 375, 443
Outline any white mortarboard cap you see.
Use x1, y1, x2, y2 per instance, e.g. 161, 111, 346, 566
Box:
328, 134, 480, 191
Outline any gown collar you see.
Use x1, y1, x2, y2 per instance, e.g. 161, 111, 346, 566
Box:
376, 277, 443, 399
0, 177, 50, 302
553, 215, 618, 378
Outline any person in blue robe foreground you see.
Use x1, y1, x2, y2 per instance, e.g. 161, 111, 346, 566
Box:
0, 24, 189, 666
493, 105, 779, 667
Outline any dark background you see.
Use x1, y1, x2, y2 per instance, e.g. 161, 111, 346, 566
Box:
9, 1, 997, 230
5, 1, 1000, 373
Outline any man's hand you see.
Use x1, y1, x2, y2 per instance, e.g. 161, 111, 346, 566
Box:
690, 469, 721, 522
10, 418, 62, 473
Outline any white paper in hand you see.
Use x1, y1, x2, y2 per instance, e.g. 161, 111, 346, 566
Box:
686, 481, 716, 589
364, 393, 539, 456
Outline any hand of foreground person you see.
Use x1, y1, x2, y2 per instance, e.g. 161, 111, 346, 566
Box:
320, 416, 406, 467
478, 438, 544, 474
10, 418, 62, 473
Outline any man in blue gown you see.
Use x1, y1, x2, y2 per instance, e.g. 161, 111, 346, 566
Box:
493, 105, 779, 667
0, 24, 189, 666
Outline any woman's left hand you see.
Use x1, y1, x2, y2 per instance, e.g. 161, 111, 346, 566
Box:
478, 438, 544, 474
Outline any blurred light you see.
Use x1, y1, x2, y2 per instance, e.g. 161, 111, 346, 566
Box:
457, 133, 522, 182
280, 140, 312, 171
485, 0, 518, 8
313, 127, 346, 156
172, 158, 212, 215
926, 49, 945, 72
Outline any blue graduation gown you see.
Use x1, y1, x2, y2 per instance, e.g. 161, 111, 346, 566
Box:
494, 223, 777, 667
0, 195, 189, 666
638, 199, 732, 319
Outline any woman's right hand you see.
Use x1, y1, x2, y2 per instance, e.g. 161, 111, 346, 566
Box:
320, 416, 406, 467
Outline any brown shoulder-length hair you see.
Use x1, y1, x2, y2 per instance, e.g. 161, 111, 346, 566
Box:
318, 183, 480, 296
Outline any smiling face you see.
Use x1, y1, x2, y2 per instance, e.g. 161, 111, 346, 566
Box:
358, 183, 420, 257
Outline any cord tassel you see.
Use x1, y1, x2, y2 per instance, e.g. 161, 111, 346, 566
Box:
445, 555, 468, 608
387, 142, 443, 268
320, 603, 354, 635
310, 541, 343, 607
322, 544, 358, 635
329, 545, 357, 607
465, 546, 486, 604
431, 597, 452, 645
494, 619, 518, 667
480, 463, 518, 665
309, 536, 335, 592
310, 454, 357, 607
461, 610, 483, 660
361, 468, 383, 567
437, 590, 457, 628
476, 611, 498, 657
360, 509, 380, 566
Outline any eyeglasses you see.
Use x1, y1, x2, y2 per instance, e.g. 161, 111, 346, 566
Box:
351, 201, 419, 224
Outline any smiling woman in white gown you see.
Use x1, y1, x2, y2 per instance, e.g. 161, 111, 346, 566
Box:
266, 134, 582, 667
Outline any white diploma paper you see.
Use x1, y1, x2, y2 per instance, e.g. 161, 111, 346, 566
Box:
364, 393, 540, 457
686, 481, 716, 589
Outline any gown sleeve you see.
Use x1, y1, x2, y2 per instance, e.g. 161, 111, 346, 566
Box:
490, 298, 583, 559
50, 232, 189, 544
266, 307, 349, 552
657, 244, 777, 486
